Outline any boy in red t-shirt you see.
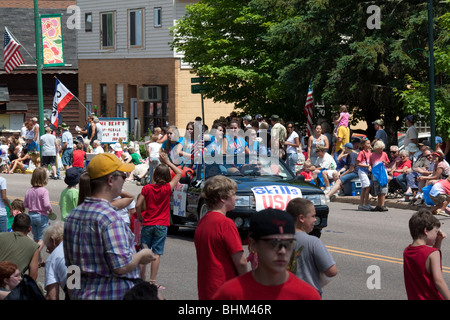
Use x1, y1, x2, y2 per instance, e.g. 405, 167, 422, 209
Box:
194, 175, 248, 300
72, 142, 86, 173
212, 208, 321, 300
136, 152, 181, 289
403, 209, 450, 300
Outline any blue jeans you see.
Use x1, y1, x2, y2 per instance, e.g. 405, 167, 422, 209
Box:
0, 215, 7, 233
285, 153, 298, 175
29, 212, 49, 241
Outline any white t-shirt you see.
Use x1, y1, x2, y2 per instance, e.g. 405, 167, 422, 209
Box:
0, 177, 6, 217
149, 142, 162, 159
286, 131, 299, 154
44, 242, 67, 290
314, 152, 336, 170
404, 125, 418, 147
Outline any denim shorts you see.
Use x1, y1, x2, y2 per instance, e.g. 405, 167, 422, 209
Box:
141, 225, 168, 255
29, 211, 49, 241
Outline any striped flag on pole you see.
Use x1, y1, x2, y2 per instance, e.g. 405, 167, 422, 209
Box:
3, 27, 24, 73
304, 83, 314, 136
52, 79, 74, 127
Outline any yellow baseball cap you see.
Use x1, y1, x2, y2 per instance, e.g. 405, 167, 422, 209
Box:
88, 153, 135, 179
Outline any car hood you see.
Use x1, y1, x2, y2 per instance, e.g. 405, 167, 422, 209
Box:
229, 177, 323, 195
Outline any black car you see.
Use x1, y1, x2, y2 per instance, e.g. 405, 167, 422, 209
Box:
170, 154, 329, 237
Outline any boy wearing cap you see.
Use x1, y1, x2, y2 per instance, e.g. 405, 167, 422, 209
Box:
59, 167, 80, 221
286, 198, 337, 295
194, 175, 247, 300
212, 208, 321, 300
63, 153, 155, 300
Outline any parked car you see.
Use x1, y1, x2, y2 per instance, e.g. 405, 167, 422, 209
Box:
398, 132, 431, 150
170, 154, 329, 237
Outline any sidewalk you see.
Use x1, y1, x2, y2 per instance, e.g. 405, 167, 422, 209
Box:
330, 194, 427, 211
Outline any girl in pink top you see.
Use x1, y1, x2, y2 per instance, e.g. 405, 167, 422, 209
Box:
24, 167, 55, 264
369, 141, 390, 211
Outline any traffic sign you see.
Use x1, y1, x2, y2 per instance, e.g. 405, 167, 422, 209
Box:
191, 84, 209, 94
191, 76, 209, 83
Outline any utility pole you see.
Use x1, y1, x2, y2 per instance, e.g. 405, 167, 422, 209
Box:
427, 0, 436, 150
34, 0, 45, 139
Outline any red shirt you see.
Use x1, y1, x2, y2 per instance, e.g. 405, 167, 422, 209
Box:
141, 183, 171, 226
403, 245, 444, 300
72, 149, 86, 168
194, 211, 244, 300
212, 271, 321, 300
394, 159, 412, 177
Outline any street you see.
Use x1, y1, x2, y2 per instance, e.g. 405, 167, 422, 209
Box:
5, 172, 450, 300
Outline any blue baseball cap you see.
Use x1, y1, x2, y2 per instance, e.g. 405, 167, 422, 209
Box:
344, 142, 353, 149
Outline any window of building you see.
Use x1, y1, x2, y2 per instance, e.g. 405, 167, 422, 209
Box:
100, 84, 107, 117
129, 9, 143, 47
154, 7, 162, 27
85, 13, 92, 32
101, 12, 115, 48
144, 86, 169, 131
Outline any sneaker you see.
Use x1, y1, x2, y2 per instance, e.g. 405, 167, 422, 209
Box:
371, 206, 382, 212
325, 195, 330, 202
358, 205, 372, 211
413, 199, 424, 206
380, 206, 388, 211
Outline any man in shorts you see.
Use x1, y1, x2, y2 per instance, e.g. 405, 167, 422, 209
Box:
60, 123, 73, 170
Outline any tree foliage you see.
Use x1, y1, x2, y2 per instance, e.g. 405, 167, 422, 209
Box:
171, 0, 448, 141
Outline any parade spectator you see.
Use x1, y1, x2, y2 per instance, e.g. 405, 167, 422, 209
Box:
136, 152, 182, 290
59, 167, 80, 221
435, 136, 444, 154
307, 124, 329, 164
0, 172, 12, 232
333, 112, 350, 157
356, 138, 372, 210
72, 142, 86, 174
30, 117, 40, 144
386, 145, 400, 177
416, 152, 450, 205
405, 143, 420, 162
284, 122, 300, 175
371, 119, 388, 149
390, 150, 412, 191
194, 175, 247, 300
0, 261, 22, 300
24, 167, 55, 267
92, 140, 104, 154
40, 126, 58, 179
429, 176, 450, 217
286, 198, 337, 296
94, 116, 102, 142
369, 141, 390, 211
63, 153, 155, 300
403, 209, 450, 300
122, 280, 162, 300
0, 214, 40, 280
312, 146, 337, 193
270, 115, 287, 159
400, 147, 432, 200
43, 221, 67, 300
212, 208, 321, 300
299, 160, 314, 183
60, 123, 73, 170
87, 115, 97, 146
326, 142, 359, 201
403, 115, 418, 146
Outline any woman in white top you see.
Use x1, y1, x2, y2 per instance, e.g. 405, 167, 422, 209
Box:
284, 122, 300, 175
307, 124, 329, 165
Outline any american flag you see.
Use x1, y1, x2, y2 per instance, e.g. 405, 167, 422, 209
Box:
304, 83, 314, 136
3, 28, 24, 73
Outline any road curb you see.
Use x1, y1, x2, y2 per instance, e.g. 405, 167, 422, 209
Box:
331, 195, 426, 211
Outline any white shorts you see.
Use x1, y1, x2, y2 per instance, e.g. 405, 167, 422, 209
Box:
358, 170, 370, 188
323, 170, 338, 180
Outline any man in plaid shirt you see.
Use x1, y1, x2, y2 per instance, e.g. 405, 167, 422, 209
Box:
63, 153, 155, 300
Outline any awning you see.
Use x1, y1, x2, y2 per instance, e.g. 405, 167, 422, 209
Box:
6, 102, 27, 111
0, 87, 9, 102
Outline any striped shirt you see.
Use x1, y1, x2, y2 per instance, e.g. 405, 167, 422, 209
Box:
63, 197, 139, 300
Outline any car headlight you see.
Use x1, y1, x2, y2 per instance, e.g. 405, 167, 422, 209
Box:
303, 194, 327, 206
235, 196, 251, 207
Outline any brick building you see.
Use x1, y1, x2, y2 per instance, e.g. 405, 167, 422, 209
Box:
76, 0, 234, 139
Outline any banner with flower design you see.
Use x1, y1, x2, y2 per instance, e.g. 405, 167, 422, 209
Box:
40, 14, 65, 67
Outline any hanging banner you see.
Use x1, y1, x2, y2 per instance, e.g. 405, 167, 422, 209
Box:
40, 14, 65, 67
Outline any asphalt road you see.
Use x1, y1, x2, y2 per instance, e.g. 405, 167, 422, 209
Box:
5, 172, 450, 300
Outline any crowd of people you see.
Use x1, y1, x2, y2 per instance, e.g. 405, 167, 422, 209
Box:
0, 110, 450, 301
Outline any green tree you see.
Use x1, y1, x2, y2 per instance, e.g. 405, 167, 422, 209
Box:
395, 0, 450, 141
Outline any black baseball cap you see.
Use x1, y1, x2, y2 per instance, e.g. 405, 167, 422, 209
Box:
249, 208, 295, 239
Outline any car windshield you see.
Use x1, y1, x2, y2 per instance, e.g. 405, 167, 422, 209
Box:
196, 154, 295, 180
